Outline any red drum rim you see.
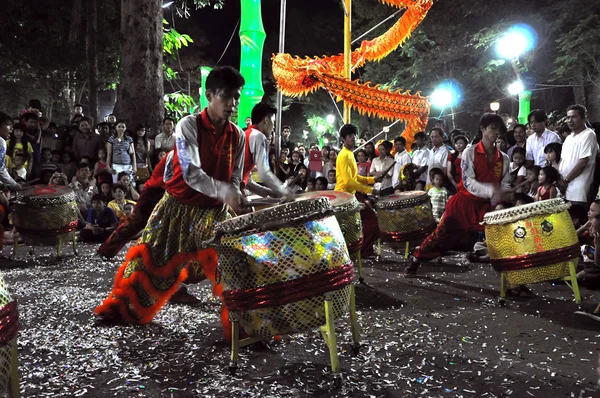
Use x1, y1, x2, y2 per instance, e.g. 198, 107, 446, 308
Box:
379, 222, 436, 243
491, 244, 579, 272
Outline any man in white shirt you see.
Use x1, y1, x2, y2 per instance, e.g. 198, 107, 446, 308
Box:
370, 141, 395, 195
525, 109, 561, 167
392, 136, 412, 190
154, 117, 176, 152
411, 131, 430, 190
425, 128, 450, 186
558, 104, 598, 226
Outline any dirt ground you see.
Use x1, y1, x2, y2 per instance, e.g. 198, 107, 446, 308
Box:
1, 242, 599, 398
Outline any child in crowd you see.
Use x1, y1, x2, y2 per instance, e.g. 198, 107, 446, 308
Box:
289, 151, 304, 175
97, 181, 114, 204
575, 200, 600, 288
427, 168, 449, 223
285, 166, 308, 193
323, 149, 337, 178
40, 147, 58, 175
157, 151, 167, 162
9, 153, 28, 181
315, 177, 328, 191
94, 148, 112, 178
7, 123, 34, 176
80, 194, 118, 243
513, 165, 540, 197
536, 166, 558, 201
326, 169, 336, 190
60, 152, 77, 181
544, 142, 561, 170
496, 135, 508, 153
306, 177, 316, 192
356, 149, 371, 177
118, 202, 135, 225
509, 147, 526, 189
51, 150, 62, 164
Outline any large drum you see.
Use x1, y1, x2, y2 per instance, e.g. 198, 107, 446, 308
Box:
297, 191, 363, 255
482, 199, 579, 287
375, 191, 436, 245
215, 197, 353, 338
13, 185, 79, 246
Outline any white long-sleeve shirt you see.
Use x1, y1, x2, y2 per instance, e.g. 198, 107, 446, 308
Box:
246, 128, 289, 197
392, 150, 412, 188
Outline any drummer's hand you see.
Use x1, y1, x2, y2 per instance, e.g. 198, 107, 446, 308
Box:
372, 188, 380, 197
224, 186, 244, 214
11, 183, 22, 191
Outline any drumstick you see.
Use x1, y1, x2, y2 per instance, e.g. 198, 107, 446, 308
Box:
381, 161, 397, 178
22, 179, 40, 186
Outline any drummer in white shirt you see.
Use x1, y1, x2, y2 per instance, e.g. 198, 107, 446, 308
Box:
425, 128, 450, 187
391, 136, 411, 192
370, 141, 395, 196
411, 131, 430, 191
525, 109, 562, 167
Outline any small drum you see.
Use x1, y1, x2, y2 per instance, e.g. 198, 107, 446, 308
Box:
13, 185, 79, 246
482, 199, 579, 287
297, 191, 363, 255
215, 197, 353, 338
375, 191, 436, 245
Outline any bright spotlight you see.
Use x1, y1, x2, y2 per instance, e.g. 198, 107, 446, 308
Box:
496, 24, 538, 59
508, 81, 525, 95
326, 114, 335, 124
490, 102, 500, 112
162, 1, 175, 8
431, 80, 462, 109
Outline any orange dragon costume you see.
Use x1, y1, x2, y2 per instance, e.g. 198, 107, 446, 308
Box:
272, 0, 433, 150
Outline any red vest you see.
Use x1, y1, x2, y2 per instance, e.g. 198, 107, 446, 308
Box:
457, 141, 504, 201
165, 110, 241, 207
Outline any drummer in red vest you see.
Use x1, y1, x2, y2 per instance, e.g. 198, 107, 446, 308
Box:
336, 124, 383, 258
95, 66, 247, 331
242, 102, 291, 198
404, 113, 512, 277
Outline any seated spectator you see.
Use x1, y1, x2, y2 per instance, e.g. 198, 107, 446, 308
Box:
97, 180, 114, 204
9, 153, 28, 181
60, 151, 77, 181
48, 171, 68, 186
509, 147, 526, 189
118, 202, 135, 225
39, 147, 58, 175
70, 163, 96, 217
326, 169, 336, 190
544, 142, 561, 170
7, 123, 34, 175
108, 184, 136, 219
306, 177, 316, 192
536, 166, 558, 201
315, 176, 328, 191
285, 166, 308, 193
51, 150, 61, 164
80, 194, 118, 243
117, 172, 140, 200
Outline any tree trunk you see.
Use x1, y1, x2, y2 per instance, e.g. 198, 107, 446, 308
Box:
113, 0, 164, 135
69, 0, 83, 43
587, 83, 600, 123
572, 62, 586, 107
86, 0, 99, 123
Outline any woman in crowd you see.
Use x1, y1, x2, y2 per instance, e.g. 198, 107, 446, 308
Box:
447, 134, 468, 190
132, 124, 153, 184
106, 121, 136, 184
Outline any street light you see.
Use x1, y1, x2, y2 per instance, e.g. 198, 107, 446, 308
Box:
162, 1, 175, 8
496, 24, 537, 124
507, 81, 525, 96
490, 102, 500, 112
326, 114, 335, 124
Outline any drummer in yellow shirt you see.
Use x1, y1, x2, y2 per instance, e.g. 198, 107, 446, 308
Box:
336, 124, 382, 257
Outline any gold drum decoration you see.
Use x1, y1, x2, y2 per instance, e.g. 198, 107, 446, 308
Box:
13, 185, 79, 246
374, 191, 436, 245
215, 197, 353, 338
482, 199, 579, 287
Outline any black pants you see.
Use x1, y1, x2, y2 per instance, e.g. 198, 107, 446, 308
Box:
80, 229, 112, 243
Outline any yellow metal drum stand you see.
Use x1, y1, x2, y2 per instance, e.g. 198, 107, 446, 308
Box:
297, 191, 365, 282
482, 199, 581, 305
374, 191, 436, 260
215, 198, 360, 386
11, 185, 79, 259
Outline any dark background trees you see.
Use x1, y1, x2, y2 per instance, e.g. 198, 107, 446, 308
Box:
0, 0, 598, 138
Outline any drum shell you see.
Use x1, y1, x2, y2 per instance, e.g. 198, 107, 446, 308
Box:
335, 210, 363, 254
217, 215, 351, 338
375, 199, 435, 244
13, 200, 78, 245
485, 209, 577, 286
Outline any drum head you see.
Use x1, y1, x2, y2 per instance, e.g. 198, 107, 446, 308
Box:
216, 197, 333, 236
482, 198, 570, 225
16, 185, 76, 206
375, 191, 428, 209
297, 190, 358, 211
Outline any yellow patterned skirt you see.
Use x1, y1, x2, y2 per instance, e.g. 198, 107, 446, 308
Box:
95, 193, 229, 324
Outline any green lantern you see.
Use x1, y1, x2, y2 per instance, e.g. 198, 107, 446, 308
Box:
238, 0, 266, 126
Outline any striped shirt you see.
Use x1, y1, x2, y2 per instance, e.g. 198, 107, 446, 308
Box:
108, 135, 133, 165
427, 186, 449, 222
